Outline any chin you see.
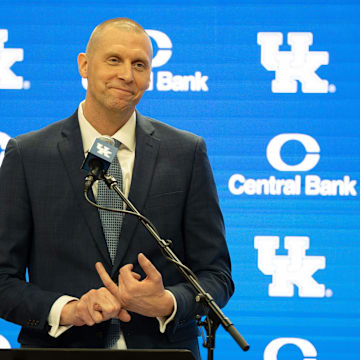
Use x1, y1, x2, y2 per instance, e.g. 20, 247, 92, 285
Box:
105, 98, 132, 112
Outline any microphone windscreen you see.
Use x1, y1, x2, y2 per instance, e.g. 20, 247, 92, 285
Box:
81, 137, 118, 173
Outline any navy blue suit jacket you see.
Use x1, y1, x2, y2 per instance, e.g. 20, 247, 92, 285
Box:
0, 111, 233, 357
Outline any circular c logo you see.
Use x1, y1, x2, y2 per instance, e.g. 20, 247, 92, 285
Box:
145, 30, 172, 68
264, 338, 317, 360
266, 133, 320, 171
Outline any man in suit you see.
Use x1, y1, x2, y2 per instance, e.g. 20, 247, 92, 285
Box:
0, 18, 233, 358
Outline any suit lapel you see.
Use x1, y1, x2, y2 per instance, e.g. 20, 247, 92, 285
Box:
57, 112, 112, 267
112, 112, 160, 275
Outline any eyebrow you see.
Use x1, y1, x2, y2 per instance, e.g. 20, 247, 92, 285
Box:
104, 51, 150, 65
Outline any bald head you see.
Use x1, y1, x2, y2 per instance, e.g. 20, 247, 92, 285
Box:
86, 18, 152, 58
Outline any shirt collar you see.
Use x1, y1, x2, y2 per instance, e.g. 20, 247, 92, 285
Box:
78, 100, 136, 153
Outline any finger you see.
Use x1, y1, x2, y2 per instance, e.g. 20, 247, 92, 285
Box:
118, 271, 141, 285
96, 262, 118, 296
87, 304, 104, 324
117, 270, 141, 295
97, 298, 121, 317
119, 268, 141, 281
84, 294, 105, 324
90, 308, 104, 324
119, 263, 133, 274
78, 311, 96, 326
94, 303, 102, 312
77, 301, 98, 326
117, 308, 131, 322
93, 301, 117, 315
97, 287, 121, 311
137, 253, 161, 279
119, 263, 138, 284
131, 272, 141, 280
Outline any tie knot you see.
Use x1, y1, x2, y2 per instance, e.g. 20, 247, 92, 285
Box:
113, 139, 121, 149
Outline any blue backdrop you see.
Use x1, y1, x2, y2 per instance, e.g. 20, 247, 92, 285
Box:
0, 1, 359, 359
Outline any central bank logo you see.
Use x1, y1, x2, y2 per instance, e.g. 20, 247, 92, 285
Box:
264, 338, 317, 360
0, 29, 30, 90
254, 236, 326, 297
229, 133, 357, 196
257, 32, 333, 93
146, 30, 209, 92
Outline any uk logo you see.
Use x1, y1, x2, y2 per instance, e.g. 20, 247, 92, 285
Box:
257, 32, 332, 93
0, 30, 29, 90
254, 236, 327, 297
96, 143, 112, 158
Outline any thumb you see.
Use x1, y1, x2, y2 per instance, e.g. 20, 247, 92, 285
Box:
138, 253, 161, 279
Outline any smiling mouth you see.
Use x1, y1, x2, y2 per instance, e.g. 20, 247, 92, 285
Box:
110, 87, 133, 94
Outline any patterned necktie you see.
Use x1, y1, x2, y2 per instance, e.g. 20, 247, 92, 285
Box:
97, 138, 123, 348
97, 139, 124, 264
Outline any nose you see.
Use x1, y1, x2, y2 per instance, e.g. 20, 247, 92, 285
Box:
117, 62, 134, 83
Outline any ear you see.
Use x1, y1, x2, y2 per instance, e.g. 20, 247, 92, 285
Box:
77, 53, 88, 78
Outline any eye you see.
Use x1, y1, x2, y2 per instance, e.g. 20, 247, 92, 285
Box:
133, 62, 146, 71
107, 57, 119, 64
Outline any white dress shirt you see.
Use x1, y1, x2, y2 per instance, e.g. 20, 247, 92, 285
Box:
47, 102, 176, 347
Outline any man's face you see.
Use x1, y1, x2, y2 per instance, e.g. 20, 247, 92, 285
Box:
79, 26, 152, 113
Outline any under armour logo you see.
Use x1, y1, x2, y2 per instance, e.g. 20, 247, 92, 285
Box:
0, 29, 25, 89
96, 143, 112, 158
257, 32, 329, 93
254, 236, 326, 297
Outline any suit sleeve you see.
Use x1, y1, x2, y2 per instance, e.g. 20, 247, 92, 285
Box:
0, 139, 62, 330
165, 137, 234, 334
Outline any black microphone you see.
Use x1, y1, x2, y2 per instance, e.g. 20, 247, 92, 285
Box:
81, 136, 118, 192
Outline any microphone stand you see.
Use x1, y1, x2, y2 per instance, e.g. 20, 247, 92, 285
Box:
86, 172, 250, 358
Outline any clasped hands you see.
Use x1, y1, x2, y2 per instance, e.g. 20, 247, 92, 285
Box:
60, 253, 174, 326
